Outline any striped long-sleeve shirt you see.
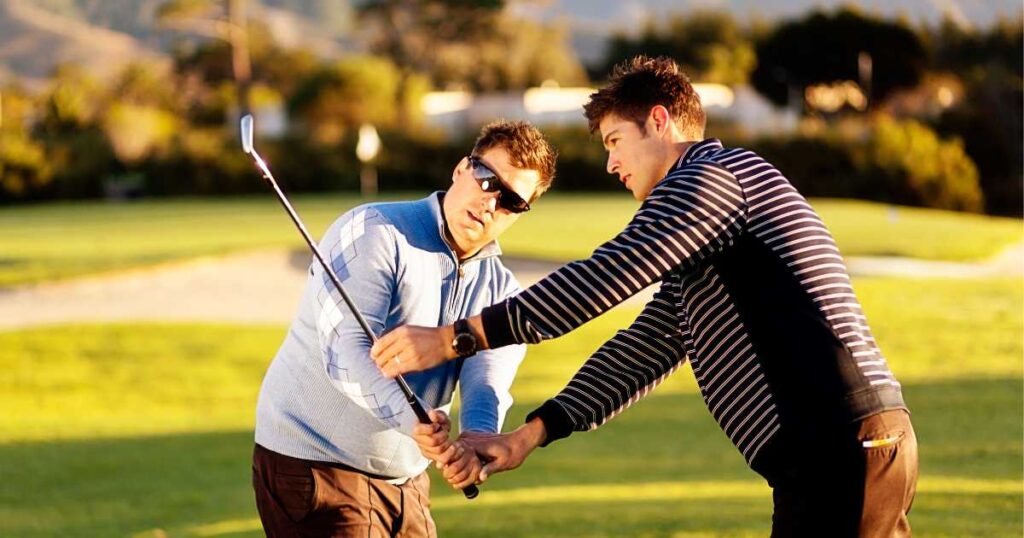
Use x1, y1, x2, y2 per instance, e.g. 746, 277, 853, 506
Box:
479, 139, 906, 477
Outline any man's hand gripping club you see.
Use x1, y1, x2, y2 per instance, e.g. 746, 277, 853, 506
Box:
414, 410, 483, 491
415, 411, 549, 486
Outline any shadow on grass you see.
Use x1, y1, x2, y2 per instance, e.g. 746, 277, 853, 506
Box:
0, 429, 258, 538
0, 378, 1020, 537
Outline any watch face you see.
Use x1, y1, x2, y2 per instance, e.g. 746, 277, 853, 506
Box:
453, 332, 477, 356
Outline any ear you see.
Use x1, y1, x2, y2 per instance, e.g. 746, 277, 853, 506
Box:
453, 156, 468, 183
649, 105, 672, 136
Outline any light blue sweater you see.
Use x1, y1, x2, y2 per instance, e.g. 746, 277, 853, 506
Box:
255, 193, 526, 480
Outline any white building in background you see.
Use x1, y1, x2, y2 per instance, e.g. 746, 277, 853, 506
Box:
420, 82, 798, 136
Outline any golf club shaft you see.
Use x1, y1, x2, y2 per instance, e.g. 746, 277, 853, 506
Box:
250, 150, 479, 499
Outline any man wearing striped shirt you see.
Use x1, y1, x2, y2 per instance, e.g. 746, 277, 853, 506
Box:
372, 56, 918, 536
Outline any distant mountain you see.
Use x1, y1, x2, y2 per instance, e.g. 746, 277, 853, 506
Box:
1, 0, 1019, 84
515, 0, 1021, 31
0, 0, 352, 85
0, 0, 166, 86
513, 0, 1023, 64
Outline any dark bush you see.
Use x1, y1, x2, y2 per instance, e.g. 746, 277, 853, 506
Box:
746, 135, 864, 198
744, 116, 982, 212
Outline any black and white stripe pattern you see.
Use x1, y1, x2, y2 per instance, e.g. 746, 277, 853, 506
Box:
719, 145, 901, 390
495, 139, 901, 466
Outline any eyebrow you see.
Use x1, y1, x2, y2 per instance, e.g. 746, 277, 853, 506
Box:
602, 128, 621, 147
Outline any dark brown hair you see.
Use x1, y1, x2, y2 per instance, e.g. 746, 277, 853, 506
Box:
472, 120, 557, 202
583, 56, 706, 138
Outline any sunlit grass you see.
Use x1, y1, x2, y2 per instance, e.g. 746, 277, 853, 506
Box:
502, 196, 1024, 264
0, 194, 1019, 287
0, 276, 1020, 536
0, 195, 382, 287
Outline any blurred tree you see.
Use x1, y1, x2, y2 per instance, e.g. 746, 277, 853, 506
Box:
929, 16, 1023, 78
0, 87, 53, 200
110, 63, 183, 111
431, 17, 588, 91
30, 63, 186, 199
102, 63, 182, 164
0, 131, 52, 200
104, 104, 179, 165
0, 85, 35, 132
157, 0, 253, 118
357, 0, 503, 73
356, 0, 503, 118
925, 19, 1023, 215
257, 47, 320, 98
288, 56, 413, 144
598, 11, 755, 85
751, 8, 926, 109
935, 68, 1022, 216
172, 20, 318, 125
862, 115, 982, 212
38, 66, 106, 133
745, 115, 982, 212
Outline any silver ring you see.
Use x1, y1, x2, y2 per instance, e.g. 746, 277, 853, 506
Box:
393, 355, 402, 365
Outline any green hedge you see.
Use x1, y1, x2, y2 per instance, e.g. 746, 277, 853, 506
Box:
746, 117, 983, 212
0, 115, 989, 214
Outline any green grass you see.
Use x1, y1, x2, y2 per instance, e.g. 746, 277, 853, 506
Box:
0, 195, 383, 288
811, 199, 1023, 262
0, 195, 1020, 287
0, 277, 1021, 537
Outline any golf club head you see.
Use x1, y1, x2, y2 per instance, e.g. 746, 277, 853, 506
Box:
240, 114, 255, 154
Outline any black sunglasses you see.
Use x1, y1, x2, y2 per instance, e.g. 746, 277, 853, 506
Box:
467, 156, 531, 214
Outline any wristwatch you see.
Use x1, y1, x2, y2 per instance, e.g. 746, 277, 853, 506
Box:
451, 319, 478, 358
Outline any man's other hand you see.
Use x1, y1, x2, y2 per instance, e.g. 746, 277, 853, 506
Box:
460, 418, 547, 483
413, 410, 454, 464
440, 440, 483, 490
371, 325, 455, 377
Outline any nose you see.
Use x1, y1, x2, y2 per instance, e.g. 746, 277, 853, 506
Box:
484, 194, 497, 214
606, 152, 619, 175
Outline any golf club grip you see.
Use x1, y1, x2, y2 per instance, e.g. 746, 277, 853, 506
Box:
253, 158, 479, 500
400, 382, 479, 499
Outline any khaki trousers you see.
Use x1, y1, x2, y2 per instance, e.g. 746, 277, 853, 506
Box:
770, 409, 919, 537
253, 444, 436, 538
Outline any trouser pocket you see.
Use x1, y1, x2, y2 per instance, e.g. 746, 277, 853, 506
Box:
272, 471, 317, 522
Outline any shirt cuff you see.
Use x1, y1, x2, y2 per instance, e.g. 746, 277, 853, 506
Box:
525, 399, 574, 447
480, 300, 518, 349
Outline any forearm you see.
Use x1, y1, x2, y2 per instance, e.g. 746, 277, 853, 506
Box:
466, 315, 490, 350
527, 283, 688, 444
458, 345, 524, 433
476, 170, 744, 351
516, 417, 548, 450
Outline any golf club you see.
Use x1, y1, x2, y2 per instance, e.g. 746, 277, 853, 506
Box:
240, 114, 479, 500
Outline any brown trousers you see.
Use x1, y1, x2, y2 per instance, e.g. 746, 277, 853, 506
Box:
252, 444, 436, 538
770, 409, 919, 537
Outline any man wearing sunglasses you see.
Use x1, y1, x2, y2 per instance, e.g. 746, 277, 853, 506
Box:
252, 120, 556, 537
